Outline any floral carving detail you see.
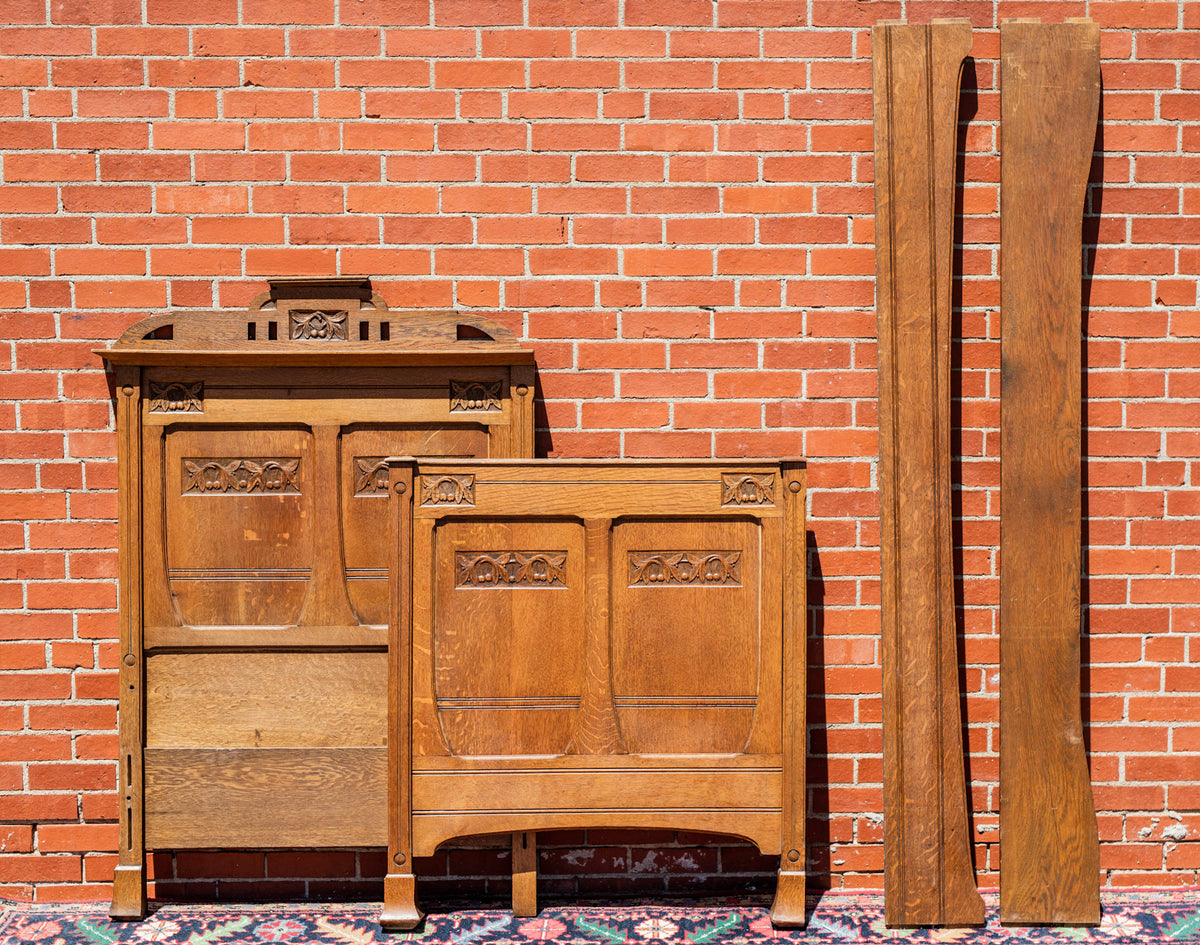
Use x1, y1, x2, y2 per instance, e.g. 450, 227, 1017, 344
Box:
420, 474, 474, 506
456, 551, 568, 588
354, 457, 390, 496
149, 381, 203, 413
450, 379, 503, 412
290, 309, 348, 341
183, 458, 301, 495
721, 473, 775, 506
629, 551, 741, 587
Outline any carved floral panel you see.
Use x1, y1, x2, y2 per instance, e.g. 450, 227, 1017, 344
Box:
455, 551, 568, 588
149, 381, 203, 413
628, 551, 742, 587
182, 458, 301, 495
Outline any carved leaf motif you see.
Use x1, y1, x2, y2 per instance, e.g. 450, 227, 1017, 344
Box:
354, 457, 390, 496
420, 474, 475, 506
290, 309, 348, 341
721, 473, 775, 506
450, 379, 503, 412
628, 551, 742, 587
182, 458, 301, 495
455, 551, 568, 588
149, 381, 203, 413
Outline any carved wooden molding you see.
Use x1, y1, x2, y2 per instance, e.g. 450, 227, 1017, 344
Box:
999, 18, 1101, 926
455, 551, 568, 588
721, 474, 774, 506
873, 18, 983, 928
354, 458, 390, 496
182, 458, 301, 495
149, 381, 202, 413
450, 380, 502, 412
628, 552, 741, 587
420, 475, 474, 506
290, 309, 348, 341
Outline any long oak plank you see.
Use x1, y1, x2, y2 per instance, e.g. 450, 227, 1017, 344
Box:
873, 18, 984, 927
999, 18, 1101, 926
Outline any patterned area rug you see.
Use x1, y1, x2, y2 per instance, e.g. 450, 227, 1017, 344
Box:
1, 891, 1197, 943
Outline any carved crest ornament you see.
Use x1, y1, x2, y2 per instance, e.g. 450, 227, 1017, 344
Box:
721, 473, 775, 506
149, 380, 203, 413
354, 458, 391, 496
450, 380, 503, 412
290, 309, 348, 340
420, 474, 475, 506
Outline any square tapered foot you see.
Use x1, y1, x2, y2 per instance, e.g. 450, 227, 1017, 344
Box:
769, 870, 806, 928
512, 831, 538, 918
381, 873, 422, 930
109, 864, 147, 921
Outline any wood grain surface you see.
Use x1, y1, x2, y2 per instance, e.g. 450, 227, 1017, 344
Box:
143, 747, 387, 848
99, 279, 537, 921
873, 18, 984, 928
999, 18, 1101, 926
394, 459, 806, 926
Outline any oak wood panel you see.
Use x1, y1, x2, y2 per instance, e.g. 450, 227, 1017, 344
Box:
145, 652, 387, 748
873, 18, 984, 928
342, 426, 489, 626
100, 278, 536, 921
433, 519, 586, 757
163, 426, 314, 628
410, 766, 782, 812
999, 18, 1101, 926
393, 459, 806, 925
611, 518, 763, 755
143, 747, 387, 848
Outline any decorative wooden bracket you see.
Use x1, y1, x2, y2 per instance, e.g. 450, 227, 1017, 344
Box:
873, 18, 985, 928
999, 18, 1101, 926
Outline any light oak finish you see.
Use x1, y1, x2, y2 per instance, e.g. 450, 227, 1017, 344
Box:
873, 19, 984, 928
98, 278, 535, 920
384, 459, 807, 929
999, 19, 1101, 926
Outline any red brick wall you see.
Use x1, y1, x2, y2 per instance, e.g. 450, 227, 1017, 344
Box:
2, 0, 1198, 903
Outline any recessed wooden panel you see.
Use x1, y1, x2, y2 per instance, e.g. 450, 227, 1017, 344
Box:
432, 519, 586, 756
611, 518, 761, 754
999, 18, 1100, 926
145, 652, 386, 748
341, 426, 489, 626
163, 427, 313, 627
143, 747, 386, 848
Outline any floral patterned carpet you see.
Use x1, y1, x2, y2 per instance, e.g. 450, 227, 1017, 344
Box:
1, 891, 1197, 944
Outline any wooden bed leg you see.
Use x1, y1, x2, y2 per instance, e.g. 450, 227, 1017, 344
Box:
512, 831, 538, 918
382, 461, 422, 933
109, 864, 146, 921
999, 17, 1101, 927
111, 367, 147, 923
769, 865, 806, 928
381, 873, 422, 930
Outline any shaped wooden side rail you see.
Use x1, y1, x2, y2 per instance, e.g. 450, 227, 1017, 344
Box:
873, 18, 985, 928
999, 18, 1101, 926
383, 459, 807, 929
